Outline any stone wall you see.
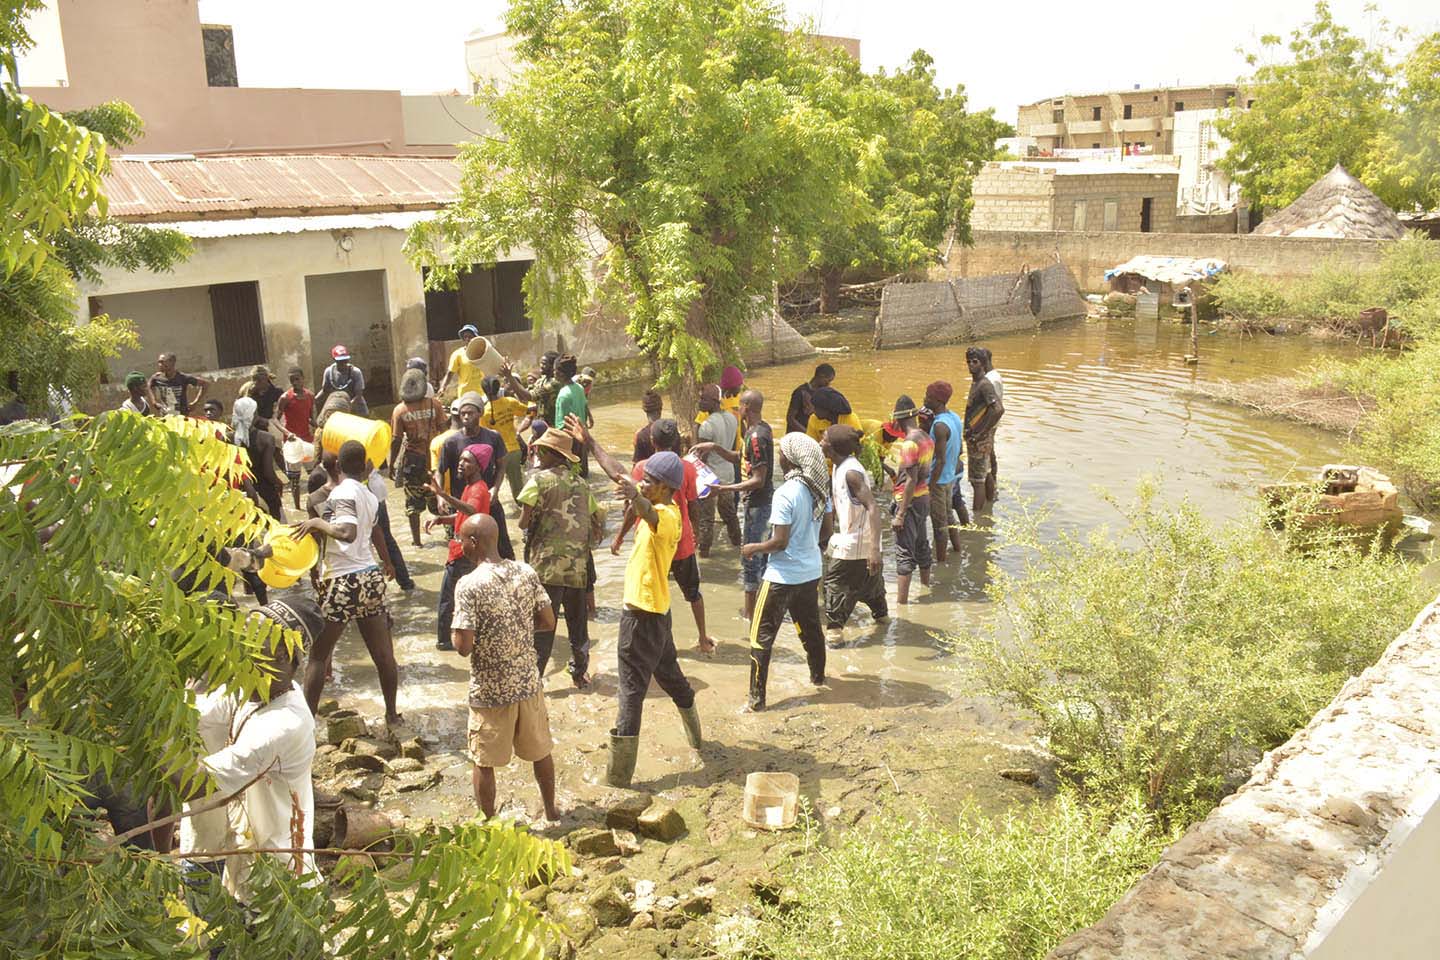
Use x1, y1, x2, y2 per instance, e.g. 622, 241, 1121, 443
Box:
1173, 211, 1238, 234
1050, 597, 1440, 960
972, 163, 1180, 234
874, 263, 1085, 349
943, 230, 1390, 289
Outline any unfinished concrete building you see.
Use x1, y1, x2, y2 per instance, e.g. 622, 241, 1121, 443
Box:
1017, 83, 1241, 156
971, 162, 1180, 234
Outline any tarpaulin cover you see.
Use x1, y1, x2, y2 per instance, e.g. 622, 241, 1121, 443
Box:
1104, 256, 1227, 284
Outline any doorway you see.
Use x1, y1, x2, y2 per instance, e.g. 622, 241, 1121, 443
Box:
1140, 197, 1154, 233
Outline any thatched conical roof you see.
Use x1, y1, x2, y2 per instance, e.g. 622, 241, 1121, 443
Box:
1254, 165, 1405, 240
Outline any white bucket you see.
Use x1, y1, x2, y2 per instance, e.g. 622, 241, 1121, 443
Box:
283, 436, 315, 471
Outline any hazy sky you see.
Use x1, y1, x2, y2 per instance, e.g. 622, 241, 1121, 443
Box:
197, 0, 1440, 122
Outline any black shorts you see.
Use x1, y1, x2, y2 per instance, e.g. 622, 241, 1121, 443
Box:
669, 553, 702, 603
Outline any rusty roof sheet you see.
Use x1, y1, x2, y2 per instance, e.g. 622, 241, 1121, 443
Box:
105, 154, 461, 220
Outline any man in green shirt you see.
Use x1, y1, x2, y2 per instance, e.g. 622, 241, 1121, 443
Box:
551, 354, 591, 477
517, 427, 605, 687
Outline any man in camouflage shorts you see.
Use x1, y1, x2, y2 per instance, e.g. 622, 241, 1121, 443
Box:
517, 426, 605, 687
389, 368, 448, 546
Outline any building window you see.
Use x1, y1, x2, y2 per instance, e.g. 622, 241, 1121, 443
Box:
1091, 106, 1101, 121
1247, 99, 1256, 109
210, 281, 265, 367
201, 24, 237, 87
1174, 101, 1184, 112
1092, 142, 1101, 149
1103, 199, 1119, 231
1072, 200, 1087, 231
1123, 104, 1133, 120
1052, 108, 1064, 123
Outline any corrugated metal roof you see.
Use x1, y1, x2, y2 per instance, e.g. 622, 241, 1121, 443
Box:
143, 210, 439, 238
105, 155, 461, 221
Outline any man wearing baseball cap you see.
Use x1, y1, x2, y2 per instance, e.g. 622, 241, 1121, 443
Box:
315, 344, 368, 416
567, 414, 703, 788
439, 324, 505, 401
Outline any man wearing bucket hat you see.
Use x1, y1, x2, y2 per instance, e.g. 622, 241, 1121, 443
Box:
569, 416, 703, 788
439, 324, 505, 401
517, 427, 605, 687
315, 344, 368, 416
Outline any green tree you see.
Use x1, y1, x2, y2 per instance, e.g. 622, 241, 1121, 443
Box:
1217, 1, 1393, 211
407, 0, 861, 416
808, 50, 1008, 313
1366, 33, 1440, 211
1, 3, 570, 955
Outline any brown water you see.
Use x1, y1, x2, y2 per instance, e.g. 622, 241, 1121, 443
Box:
314, 318, 1358, 881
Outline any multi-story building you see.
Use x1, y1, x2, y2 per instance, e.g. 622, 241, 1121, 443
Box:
1016, 84, 1242, 156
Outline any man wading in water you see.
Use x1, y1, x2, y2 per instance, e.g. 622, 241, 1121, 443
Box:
741, 432, 832, 712
569, 416, 703, 788
923, 380, 964, 562
964, 347, 1005, 514
695, 388, 773, 620
884, 396, 934, 604
821, 424, 886, 646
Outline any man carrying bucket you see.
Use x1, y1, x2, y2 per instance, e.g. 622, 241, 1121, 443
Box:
389, 368, 448, 548
439, 324, 505, 401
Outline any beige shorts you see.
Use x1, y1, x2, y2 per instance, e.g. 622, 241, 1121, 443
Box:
467, 691, 553, 767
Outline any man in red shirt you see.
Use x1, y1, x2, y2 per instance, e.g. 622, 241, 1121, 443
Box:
428, 443, 494, 651
613, 419, 716, 653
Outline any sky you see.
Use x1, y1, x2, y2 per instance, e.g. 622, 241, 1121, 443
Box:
195, 0, 1440, 122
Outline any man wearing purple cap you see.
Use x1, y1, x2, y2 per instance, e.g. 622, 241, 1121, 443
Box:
568, 415, 703, 788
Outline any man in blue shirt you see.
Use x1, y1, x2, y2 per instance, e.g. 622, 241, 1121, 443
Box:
740, 432, 833, 711
923, 380, 965, 562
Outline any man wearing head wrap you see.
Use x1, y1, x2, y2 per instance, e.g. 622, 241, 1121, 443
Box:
428, 442, 495, 651
615, 417, 717, 653
632, 389, 664, 462
388, 368, 449, 546
740, 432, 833, 711
692, 384, 741, 555
233, 396, 286, 520
964, 347, 1005, 513
184, 597, 323, 898
820, 424, 886, 644
923, 380, 965, 561
805, 385, 862, 443
568, 420, 703, 788
120, 372, 152, 415
883, 395, 934, 603
435, 391, 514, 561
719, 365, 745, 447
552, 355, 591, 477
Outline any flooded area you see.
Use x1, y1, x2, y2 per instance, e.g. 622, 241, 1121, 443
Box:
305, 317, 1361, 956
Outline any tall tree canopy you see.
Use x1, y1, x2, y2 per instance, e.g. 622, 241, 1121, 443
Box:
808, 50, 1008, 312
1366, 32, 1440, 212
1217, 1, 1393, 211
408, 0, 861, 393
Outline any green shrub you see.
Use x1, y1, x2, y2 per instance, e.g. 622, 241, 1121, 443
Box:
1210, 270, 1298, 322
960, 484, 1424, 826
752, 795, 1171, 960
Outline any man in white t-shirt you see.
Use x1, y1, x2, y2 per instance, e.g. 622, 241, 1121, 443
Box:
294, 439, 402, 724
183, 597, 324, 899
820, 424, 887, 646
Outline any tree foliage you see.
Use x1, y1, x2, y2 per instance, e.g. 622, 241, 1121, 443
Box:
2, 3, 569, 953
1366, 33, 1440, 211
408, 0, 862, 386
1217, 1, 1393, 211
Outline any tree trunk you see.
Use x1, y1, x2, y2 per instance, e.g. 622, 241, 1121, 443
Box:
819, 266, 844, 316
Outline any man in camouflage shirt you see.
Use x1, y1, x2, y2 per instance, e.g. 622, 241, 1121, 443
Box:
517, 426, 605, 687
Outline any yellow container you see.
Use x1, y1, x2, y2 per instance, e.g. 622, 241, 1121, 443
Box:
258, 564, 301, 589
264, 526, 319, 577
320, 412, 392, 470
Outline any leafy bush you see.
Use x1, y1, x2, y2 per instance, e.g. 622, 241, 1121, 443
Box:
753, 795, 1171, 960
1211, 233, 1440, 339
961, 484, 1424, 825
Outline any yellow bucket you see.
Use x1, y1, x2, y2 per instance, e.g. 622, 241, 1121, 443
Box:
265, 526, 319, 576
320, 412, 391, 469
258, 564, 301, 589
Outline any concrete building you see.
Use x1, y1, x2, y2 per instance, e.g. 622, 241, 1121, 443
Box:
1017, 83, 1240, 156
1173, 109, 1240, 213
17, 0, 488, 155
971, 161, 1180, 234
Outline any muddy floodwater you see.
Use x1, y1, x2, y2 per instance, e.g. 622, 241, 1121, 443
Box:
306, 318, 1358, 955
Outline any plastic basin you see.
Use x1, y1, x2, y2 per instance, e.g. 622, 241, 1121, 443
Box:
742, 772, 799, 831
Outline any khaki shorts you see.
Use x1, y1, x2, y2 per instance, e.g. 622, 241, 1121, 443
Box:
467, 691, 553, 767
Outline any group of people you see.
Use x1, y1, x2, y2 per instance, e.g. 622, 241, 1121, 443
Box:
101, 327, 1008, 893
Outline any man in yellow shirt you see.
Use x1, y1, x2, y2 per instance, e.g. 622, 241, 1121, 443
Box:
438, 325, 505, 400
570, 415, 703, 788
805, 385, 863, 442
481, 375, 531, 500
429, 399, 463, 497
